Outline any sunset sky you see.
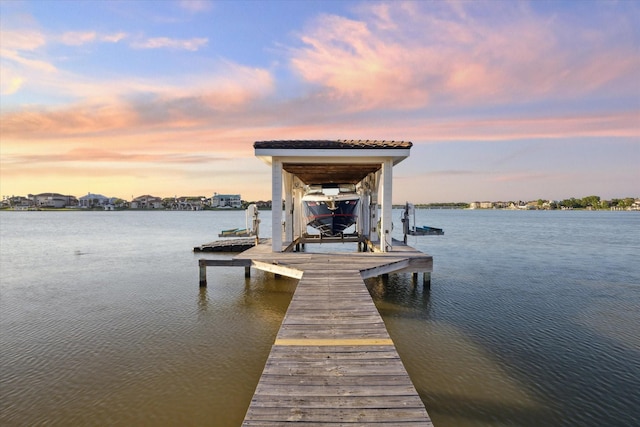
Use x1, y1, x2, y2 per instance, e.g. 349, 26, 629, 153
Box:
1, 0, 638, 203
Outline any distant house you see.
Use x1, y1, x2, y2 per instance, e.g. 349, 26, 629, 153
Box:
171, 196, 206, 210
253, 200, 272, 209
212, 193, 242, 208
78, 193, 114, 208
30, 193, 78, 208
131, 195, 163, 209
469, 201, 493, 209
3, 196, 34, 209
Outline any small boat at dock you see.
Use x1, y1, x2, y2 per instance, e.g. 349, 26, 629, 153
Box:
402, 202, 444, 237
218, 228, 253, 237
302, 185, 359, 237
410, 225, 444, 236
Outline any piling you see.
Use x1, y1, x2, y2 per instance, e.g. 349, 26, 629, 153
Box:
199, 259, 207, 286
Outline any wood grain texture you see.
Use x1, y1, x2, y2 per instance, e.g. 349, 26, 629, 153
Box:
241, 262, 434, 426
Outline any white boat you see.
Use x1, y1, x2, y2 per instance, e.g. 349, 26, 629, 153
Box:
302, 185, 359, 237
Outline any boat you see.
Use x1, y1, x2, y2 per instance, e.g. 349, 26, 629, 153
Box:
401, 202, 444, 237
411, 225, 444, 236
217, 204, 260, 238
302, 185, 360, 237
218, 228, 253, 237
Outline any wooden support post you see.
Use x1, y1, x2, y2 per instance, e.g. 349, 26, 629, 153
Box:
412, 272, 418, 284
199, 259, 207, 287
381, 159, 393, 252
271, 159, 283, 252
245, 266, 251, 278
423, 272, 431, 289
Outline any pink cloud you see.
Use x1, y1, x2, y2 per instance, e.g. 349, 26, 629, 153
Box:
178, 0, 212, 13
0, 29, 46, 51
289, 2, 639, 111
101, 32, 127, 43
291, 14, 430, 110
0, 59, 275, 138
60, 31, 97, 45
4, 148, 232, 165
0, 103, 137, 138
0, 29, 56, 73
57, 30, 127, 45
131, 37, 208, 51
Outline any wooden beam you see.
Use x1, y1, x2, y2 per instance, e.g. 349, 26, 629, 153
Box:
282, 163, 381, 185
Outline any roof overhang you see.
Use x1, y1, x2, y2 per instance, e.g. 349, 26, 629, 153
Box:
282, 163, 381, 185
254, 140, 412, 185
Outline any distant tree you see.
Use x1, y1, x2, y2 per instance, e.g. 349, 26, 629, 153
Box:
581, 195, 600, 208
415, 202, 469, 209
560, 197, 580, 209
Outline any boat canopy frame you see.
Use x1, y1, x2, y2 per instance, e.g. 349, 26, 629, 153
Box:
254, 140, 412, 253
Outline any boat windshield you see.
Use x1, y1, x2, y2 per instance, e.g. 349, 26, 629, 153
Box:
338, 184, 356, 193
305, 185, 324, 195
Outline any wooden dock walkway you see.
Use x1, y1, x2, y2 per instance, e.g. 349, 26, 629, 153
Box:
193, 237, 269, 252
231, 242, 434, 426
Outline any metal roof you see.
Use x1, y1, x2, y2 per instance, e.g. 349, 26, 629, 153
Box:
254, 140, 412, 149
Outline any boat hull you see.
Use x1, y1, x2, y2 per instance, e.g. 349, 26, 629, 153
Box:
303, 194, 359, 237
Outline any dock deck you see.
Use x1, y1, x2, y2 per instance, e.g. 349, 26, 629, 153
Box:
230, 241, 434, 426
194, 237, 269, 252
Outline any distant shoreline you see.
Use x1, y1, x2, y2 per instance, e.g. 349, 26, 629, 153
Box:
2, 206, 638, 212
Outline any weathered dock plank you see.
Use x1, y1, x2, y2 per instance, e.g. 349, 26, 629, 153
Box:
244, 422, 430, 427
193, 237, 269, 252
242, 267, 433, 426
195, 237, 434, 425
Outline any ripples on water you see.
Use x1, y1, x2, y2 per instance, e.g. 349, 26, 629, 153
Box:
1, 211, 295, 426
1, 210, 639, 426
373, 210, 640, 426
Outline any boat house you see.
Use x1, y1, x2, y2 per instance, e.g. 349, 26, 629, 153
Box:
197, 139, 434, 425
254, 139, 412, 253
212, 193, 242, 208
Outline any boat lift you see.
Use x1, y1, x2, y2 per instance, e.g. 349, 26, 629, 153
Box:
401, 202, 444, 244
217, 204, 260, 241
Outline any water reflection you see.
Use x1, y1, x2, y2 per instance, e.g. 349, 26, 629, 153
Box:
3, 210, 638, 427
365, 273, 433, 320
366, 272, 547, 426
197, 286, 208, 313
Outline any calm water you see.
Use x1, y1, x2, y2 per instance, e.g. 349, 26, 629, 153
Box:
1, 209, 639, 426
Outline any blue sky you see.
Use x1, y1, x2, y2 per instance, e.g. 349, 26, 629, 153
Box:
1, 0, 638, 203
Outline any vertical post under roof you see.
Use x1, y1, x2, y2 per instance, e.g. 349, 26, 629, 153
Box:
284, 171, 294, 244
272, 159, 283, 252
380, 159, 393, 252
